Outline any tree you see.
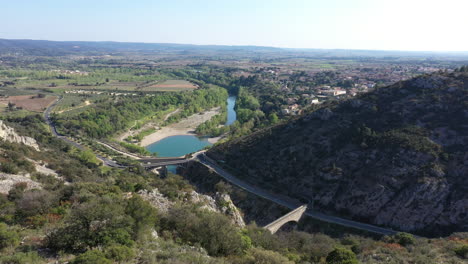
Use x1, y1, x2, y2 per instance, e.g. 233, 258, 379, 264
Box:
326, 247, 358, 264
7, 102, 16, 111
269, 113, 279, 124
0, 223, 20, 250
71, 250, 112, 264
161, 206, 248, 256
125, 196, 158, 240
454, 245, 468, 259
242, 248, 294, 264
47, 196, 134, 252
394, 232, 415, 246
104, 244, 135, 262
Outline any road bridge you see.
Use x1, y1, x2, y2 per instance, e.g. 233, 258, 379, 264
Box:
196, 153, 399, 236
139, 158, 190, 168
264, 205, 307, 234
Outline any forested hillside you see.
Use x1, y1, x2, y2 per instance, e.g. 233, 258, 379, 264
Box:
209, 71, 468, 236
55, 86, 227, 138
0, 79, 467, 263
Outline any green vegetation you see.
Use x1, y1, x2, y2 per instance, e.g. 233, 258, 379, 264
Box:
454, 244, 468, 259
118, 141, 151, 156
55, 86, 228, 138
326, 247, 358, 264
3, 112, 465, 264
196, 111, 229, 136
0, 223, 20, 249
1, 43, 467, 263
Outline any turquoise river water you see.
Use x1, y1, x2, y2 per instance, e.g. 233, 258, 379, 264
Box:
146, 96, 236, 157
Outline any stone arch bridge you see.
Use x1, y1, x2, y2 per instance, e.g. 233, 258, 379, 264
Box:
264, 205, 308, 234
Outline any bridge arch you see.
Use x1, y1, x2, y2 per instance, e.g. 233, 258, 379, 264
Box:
264, 205, 307, 234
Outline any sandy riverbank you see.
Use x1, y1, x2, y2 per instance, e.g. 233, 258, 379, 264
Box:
140, 107, 221, 147
117, 108, 180, 141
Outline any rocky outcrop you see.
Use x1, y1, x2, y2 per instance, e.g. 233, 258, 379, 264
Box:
214, 192, 245, 227
185, 190, 245, 227
0, 173, 42, 194
138, 189, 174, 213
0, 120, 40, 151
138, 188, 245, 227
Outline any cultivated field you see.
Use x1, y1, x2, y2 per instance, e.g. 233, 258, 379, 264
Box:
0, 95, 57, 112
142, 80, 198, 92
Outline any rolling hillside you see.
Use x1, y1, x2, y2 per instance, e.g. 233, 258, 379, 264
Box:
209, 71, 468, 236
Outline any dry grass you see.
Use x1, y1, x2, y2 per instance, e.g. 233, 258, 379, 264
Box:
0, 95, 57, 112
143, 80, 198, 92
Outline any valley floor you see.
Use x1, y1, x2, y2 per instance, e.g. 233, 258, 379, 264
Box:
140, 107, 221, 146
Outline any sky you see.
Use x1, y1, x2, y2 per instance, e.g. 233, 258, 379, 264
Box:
1, 0, 467, 51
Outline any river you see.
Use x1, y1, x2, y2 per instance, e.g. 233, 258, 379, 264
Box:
146, 95, 236, 157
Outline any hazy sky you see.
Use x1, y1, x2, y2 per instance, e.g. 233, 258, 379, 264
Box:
2, 0, 467, 51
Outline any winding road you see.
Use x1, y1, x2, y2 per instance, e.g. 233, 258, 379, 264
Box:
44, 97, 400, 236
44, 97, 124, 168
196, 153, 399, 236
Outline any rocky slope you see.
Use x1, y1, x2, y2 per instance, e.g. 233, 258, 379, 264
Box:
0, 120, 40, 151
209, 72, 468, 236
138, 188, 245, 227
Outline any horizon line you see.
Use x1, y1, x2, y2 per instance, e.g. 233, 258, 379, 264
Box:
2, 37, 468, 54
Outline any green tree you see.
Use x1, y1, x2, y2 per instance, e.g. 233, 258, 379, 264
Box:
104, 244, 135, 262
71, 250, 112, 264
241, 248, 294, 264
161, 206, 248, 256
0, 223, 20, 250
47, 196, 134, 252
394, 232, 415, 246
326, 247, 358, 264
454, 244, 468, 259
269, 113, 279, 124
125, 196, 158, 240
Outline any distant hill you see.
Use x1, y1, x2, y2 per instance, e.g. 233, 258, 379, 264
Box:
209, 71, 468, 236
1, 38, 467, 58
0, 39, 283, 56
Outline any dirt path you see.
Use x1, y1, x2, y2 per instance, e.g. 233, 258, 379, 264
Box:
57, 100, 91, 114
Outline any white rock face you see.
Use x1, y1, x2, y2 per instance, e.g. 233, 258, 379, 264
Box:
186, 191, 246, 227
139, 188, 245, 227
215, 193, 246, 227
0, 121, 40, 151
0, 173, 42, 194
138, 189, 174, 213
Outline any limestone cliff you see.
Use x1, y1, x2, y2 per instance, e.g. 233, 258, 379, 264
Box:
0, 120, 40, 151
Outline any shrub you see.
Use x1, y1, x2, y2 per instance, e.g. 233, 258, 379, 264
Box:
160, 206, 248, 256
71, 250, 112, 264
47, 196, 134, 252
394, 232, 416, 247
326, 247, 358, 264
1, 162, 19, 174
104, 244, 135, 262
241, 248, 294, 264
125, 196, 158, 240
0, 252, 44, 264
0, 223, 20, 250
7, 182, 28, 201
15, 189, 56, 219
454, 244, 468, 259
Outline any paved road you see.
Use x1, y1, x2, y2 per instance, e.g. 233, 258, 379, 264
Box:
44, 100, 400, 235
44, 97, 124, 168
196, 153, 398, 236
